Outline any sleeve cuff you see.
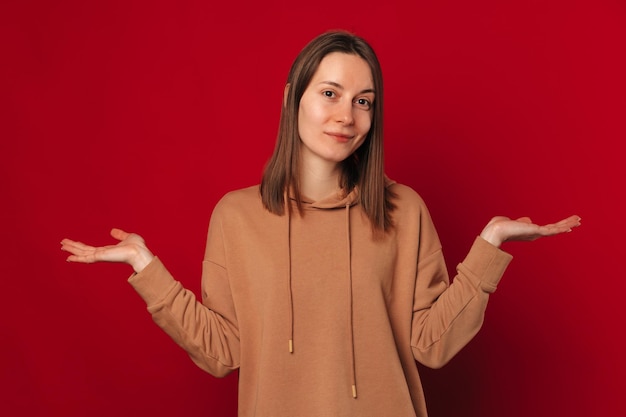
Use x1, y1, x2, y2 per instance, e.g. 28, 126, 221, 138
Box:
457, 236, 513, 293
127, 257, 178, 306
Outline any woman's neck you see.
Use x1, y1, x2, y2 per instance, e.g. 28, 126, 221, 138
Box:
299, 158, 342, 201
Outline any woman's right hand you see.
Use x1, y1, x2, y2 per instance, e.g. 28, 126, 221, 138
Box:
61, 228, 155, 273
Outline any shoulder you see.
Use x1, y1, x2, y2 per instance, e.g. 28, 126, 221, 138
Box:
387, 181, 428, 209
386, 180, 436, 229
386, 180, 440, 249
219, 185, 261, 206
212, 185, 263, 218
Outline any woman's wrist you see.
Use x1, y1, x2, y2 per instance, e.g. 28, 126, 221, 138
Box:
480, 224, 503, 248
130, 247, 155, 273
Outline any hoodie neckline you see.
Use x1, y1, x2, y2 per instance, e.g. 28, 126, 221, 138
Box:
288, 187, 360, 210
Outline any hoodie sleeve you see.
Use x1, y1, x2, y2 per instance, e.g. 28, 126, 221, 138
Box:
407, 195, 512, 368
128, 205, 240, 377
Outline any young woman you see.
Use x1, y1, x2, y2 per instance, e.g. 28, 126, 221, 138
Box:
61, 31, 580, 417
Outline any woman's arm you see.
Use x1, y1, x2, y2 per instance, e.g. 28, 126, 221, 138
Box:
61, 226, 240, 377
411, 213, 581, 368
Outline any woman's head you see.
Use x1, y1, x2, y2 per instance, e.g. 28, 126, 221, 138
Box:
297, 51, 375, 171
284, 31, 384, 154
261, 31, 394, 232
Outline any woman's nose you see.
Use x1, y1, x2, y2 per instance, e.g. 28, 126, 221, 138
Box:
335, 100, 355, 125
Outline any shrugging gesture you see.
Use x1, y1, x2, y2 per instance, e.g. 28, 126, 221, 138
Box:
58, 31, 585, 417
61, 215, 581, 273
61, 228, 154, 273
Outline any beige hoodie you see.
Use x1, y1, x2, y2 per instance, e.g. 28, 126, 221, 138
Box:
128, 182, 512, 417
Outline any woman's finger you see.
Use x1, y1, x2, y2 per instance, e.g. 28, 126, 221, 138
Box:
61, 239, 95, 255
110, 228, 130, 241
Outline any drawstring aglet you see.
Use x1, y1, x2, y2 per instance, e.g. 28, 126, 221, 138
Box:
352, 384, 357, 399
289, 339, 294, 353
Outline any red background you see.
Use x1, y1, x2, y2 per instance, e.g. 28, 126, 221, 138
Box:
1, 0, 624, 416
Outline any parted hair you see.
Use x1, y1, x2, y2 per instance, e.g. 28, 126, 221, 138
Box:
260, 30, 395, 232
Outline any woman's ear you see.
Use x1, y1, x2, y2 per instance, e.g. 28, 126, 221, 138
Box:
283, 83, 290, 108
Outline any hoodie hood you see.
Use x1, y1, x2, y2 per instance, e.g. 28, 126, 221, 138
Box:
290, 187, 360, 210
291, 176, 396, 210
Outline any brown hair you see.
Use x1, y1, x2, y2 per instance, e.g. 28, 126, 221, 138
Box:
260, 30, 395, 232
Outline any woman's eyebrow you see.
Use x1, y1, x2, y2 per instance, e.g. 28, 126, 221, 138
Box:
319, 80, 375, 95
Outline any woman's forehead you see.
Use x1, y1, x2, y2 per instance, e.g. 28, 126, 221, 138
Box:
310, 52, 374, 91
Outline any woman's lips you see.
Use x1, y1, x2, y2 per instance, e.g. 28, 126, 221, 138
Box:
325, 132, 354, 143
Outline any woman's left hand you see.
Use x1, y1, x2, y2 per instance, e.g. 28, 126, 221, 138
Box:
479, 215, 581, 248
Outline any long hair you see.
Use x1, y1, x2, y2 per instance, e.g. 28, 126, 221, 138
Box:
260, 30, 395, 232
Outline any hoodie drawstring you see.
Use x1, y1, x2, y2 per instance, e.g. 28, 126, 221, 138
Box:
287, 209, 294, 354
345, 203, 357, 399
285, 199, 358, 399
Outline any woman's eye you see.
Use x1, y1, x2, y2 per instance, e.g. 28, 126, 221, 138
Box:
323, 90, 335, 98
356, 98, 372, 109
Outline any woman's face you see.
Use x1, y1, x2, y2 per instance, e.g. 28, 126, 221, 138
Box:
297, 52, 375, 170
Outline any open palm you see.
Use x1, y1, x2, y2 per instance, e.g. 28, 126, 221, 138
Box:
61, 228, 154, 272
480, 215, 581, 247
